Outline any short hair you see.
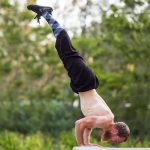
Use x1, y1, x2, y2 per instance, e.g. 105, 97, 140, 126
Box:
115, 122, 130, 141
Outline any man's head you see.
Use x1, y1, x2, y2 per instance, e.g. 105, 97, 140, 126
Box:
102, 122, 130, 144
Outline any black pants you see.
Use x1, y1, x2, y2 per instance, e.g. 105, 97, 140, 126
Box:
55, 30, 99, 93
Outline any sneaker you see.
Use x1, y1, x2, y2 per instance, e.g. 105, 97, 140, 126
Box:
27, 5, 53, 23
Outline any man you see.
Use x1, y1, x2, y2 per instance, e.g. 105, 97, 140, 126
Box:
27, 5, 130, 146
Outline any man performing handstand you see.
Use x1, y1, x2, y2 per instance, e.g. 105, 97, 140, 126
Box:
27, 5, 130, 146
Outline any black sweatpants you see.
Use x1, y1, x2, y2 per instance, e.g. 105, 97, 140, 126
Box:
55, 30, 99, 93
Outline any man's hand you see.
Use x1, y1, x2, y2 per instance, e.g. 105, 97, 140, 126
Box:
87, 143, 101, 147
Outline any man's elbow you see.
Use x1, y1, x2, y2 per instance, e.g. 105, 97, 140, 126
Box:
75, 120, 84, 129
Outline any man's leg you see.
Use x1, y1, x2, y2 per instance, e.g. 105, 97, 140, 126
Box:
42, 12, 83, 61
27, 5, 99, 93
42, 12, 99, 93
42, 12, 63, 38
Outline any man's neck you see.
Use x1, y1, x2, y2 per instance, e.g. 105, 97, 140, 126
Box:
104, 122, 115, 131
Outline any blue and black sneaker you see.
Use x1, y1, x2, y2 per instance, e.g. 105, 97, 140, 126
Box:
27, 5, 53, 23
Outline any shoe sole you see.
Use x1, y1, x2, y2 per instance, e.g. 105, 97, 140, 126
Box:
27, 5, 53, 12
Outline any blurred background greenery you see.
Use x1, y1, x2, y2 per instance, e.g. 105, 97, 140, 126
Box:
0, 0, 150, 149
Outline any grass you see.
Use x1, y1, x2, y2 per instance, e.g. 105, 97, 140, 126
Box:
0, 131, 149, 150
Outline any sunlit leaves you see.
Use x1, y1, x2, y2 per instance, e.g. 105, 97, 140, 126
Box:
27, 0, 37, 4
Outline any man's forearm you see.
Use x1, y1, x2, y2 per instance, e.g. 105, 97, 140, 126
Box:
75, 121, 85, 145
83, 128, 92, 145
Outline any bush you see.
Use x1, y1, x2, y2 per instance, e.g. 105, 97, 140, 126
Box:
0, 100, 81, 136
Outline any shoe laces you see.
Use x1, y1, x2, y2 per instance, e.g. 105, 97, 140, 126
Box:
34, 14, 41, 24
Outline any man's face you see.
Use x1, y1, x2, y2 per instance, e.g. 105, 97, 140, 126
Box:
107, 133, 119, 143
108, 134, 126, 144
102, 127, 125, 144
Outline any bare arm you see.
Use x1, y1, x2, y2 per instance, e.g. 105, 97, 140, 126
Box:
75, 115, 113, 146
75, 119, 86, 145
83, 128, 92, 145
